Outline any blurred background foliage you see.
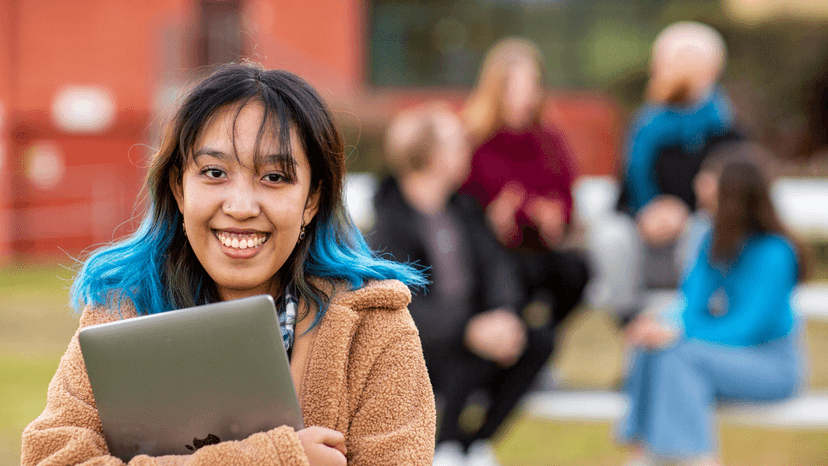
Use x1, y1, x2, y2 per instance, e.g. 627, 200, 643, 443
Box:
357, 0, 828, 169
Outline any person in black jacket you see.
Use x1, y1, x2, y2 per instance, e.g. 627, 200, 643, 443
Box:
370, 103, 554, 466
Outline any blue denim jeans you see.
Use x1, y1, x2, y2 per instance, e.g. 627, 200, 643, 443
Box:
617, 333, 802, 459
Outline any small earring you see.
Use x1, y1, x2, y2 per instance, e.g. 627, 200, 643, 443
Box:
182, 222, 187, 237
297, 223, 306, 244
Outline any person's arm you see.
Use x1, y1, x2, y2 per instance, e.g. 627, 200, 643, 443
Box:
460, 147, 499, 210
528, 129, 577, 225
624, 110, 665, 214
630, 235, 716, 348
462, 196, 524, 313
345, 310, 436, 465
21, 307, 310, 466
659, 236, 718, 333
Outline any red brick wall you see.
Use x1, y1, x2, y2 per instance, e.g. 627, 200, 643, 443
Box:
0, 0, 620, 260
244, 0, 365, 98
0, 1, 17, 261
1, 0, 190, 260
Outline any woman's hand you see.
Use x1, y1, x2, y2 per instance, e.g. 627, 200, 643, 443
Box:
636, 195, 689, 247
487, 183, 526, 246
464, 308, 527, 367
626, 315, 678, 349
526, 196, 566, 248
296, 426, 347, 466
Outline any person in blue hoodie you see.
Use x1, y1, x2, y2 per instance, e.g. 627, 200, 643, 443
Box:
587, 22, 740, 325
617, 149, 807, 466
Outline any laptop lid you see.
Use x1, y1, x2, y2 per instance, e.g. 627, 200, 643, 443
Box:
79, 294, 304, 462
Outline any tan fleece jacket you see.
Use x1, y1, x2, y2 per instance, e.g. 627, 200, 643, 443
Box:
22, 279, 436, 466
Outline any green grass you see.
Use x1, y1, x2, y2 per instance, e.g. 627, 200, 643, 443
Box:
0, 356, 61, 465
2, 263, 828, 465
0, 262, 75, 292
493, 416, 828, 466
0, 263, 76, 464
496, 418, 627, 466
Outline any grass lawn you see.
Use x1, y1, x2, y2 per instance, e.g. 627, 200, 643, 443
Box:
494, 416, 828, 466
0, 356, 62, 465
0, 263, 77, 465
2, 263, 827, 465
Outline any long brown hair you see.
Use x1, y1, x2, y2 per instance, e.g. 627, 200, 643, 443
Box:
462, 37, 545, 145
712, 159, 808, 280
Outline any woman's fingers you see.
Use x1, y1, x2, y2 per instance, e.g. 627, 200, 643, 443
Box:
297, 426, 347, 466
319, 428, 347, 456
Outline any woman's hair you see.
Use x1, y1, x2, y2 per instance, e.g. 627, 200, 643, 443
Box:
384, 102, 454, 175
647, 21, 727, 105
711, 152, 808, 280
71, 63, 426, 326
462, 37, 545, 145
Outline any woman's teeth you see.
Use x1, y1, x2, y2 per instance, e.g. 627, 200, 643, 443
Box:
215, 231, 268, 250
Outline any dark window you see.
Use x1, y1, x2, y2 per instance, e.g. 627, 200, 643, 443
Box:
367, 0, 721, 90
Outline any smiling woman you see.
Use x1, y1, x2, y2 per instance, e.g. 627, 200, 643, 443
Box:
21, 63, 434, 466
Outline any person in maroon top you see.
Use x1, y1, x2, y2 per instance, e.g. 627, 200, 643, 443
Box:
461, 37, 590, 346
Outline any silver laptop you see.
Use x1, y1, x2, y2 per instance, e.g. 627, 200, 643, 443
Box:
79, 294, 304, 462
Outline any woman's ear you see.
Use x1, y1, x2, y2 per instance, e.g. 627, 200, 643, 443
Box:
170, 169, 184, 214
303, 182, 322, 225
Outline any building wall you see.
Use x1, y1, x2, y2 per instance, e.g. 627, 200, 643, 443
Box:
0, 1, 14, 260
245, 0, 365, 97
0, 0, 619, 260
1, 0, 192, 260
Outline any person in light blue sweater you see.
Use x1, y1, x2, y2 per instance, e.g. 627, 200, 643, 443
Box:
618, 154, 807, 466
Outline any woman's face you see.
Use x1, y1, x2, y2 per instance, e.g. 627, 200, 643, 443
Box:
173, 102, 319, 302
501, 58, 542, 130
431, 113, 472, 189
694, 169, 719, 215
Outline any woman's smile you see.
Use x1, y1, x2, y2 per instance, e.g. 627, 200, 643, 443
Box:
213, 229, 272, 259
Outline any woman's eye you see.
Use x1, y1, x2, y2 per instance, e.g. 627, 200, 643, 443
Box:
201, 167, 226, 179
263, 173, 286, 183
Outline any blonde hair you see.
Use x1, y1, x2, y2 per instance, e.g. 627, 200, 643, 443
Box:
462, 37, 545, 145
648, 22, 727, 104
384, 102, 457, 175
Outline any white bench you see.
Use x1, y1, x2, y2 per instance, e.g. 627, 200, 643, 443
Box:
344, 172, 379, 232
350, 174, 828, 243
573, 175, 828, 243
522, 390, 828, 429
772, 178, 828, 243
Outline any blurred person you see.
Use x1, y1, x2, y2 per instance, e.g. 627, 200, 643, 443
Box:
371, 104, 554, 466
618, 151, 806, 466
588, 21, 742, 326
461, 37, 590, 343
21, 63, 436, 466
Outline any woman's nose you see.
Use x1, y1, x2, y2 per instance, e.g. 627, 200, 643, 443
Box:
222, 183, 261, 220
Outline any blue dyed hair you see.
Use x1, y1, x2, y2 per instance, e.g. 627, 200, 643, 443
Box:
71, 63, 426, 326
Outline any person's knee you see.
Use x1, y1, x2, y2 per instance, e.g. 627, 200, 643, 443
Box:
650, 340, 716, 377
777, 377, 799, 399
